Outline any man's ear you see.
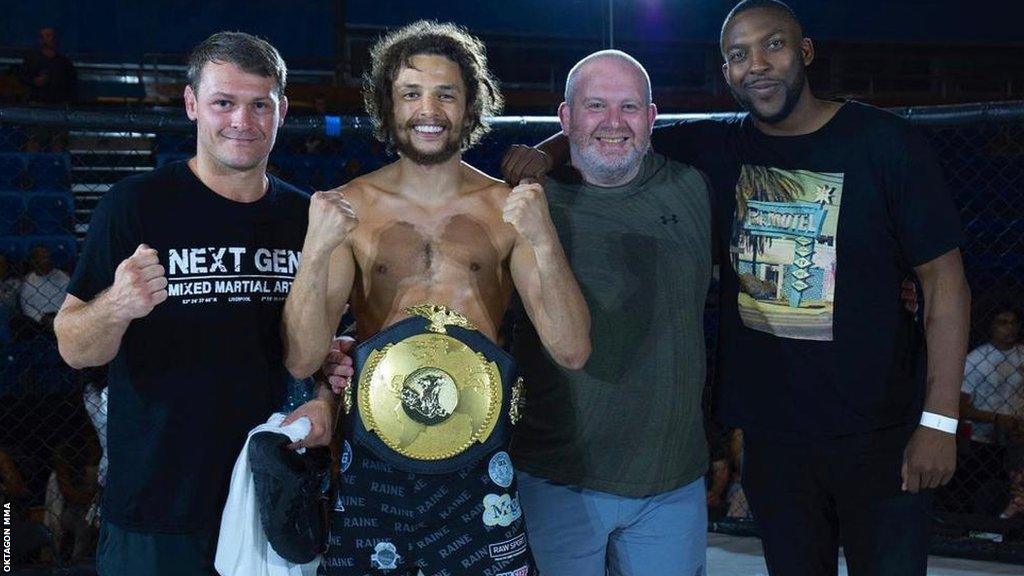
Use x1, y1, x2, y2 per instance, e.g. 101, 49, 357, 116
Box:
184, 84, 198, 121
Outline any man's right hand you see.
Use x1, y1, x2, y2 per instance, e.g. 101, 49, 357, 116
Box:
306, 190, 358, 255
110, 243, 167, 321
501, 144, 552, 187
323, 336, 355, 394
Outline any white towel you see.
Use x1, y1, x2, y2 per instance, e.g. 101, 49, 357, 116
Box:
214, 413, 320, 576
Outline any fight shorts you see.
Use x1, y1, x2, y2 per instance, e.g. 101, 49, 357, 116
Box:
321, 440, 537, 576
322, 305, 536, 575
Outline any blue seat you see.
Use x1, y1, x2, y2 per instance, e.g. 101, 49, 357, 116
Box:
26, 153, 69, 190
0, 193, 24, 235
25, 193, 74, 235
0, 236, 25, 263
0, 154, 25, 188
0, 126, 27, 152
21, 235, 78, 271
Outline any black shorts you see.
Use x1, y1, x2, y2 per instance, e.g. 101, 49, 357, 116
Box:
321, 438, 537, 576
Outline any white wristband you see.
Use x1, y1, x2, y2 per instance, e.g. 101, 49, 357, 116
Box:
920, 411, 958, 434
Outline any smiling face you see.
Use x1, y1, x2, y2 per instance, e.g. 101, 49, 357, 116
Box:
184, 61, 287, 173
389, 54, 468, 166
559, 56, 656, 186
721, 7, 812, 125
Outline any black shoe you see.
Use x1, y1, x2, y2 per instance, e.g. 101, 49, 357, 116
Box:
248, 431, 326, 563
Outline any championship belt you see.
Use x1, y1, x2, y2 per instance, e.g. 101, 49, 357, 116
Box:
343, 304, 525, 474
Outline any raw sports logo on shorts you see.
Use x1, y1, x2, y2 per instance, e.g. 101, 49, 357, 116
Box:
482, 493, 522, 527
488, 533, 528, 561
494, 566, 529, 576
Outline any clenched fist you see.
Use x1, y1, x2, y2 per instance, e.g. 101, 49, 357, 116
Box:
503, 179, 557, 247
306, 190, 358, 256
501, 144, 553, 187
110, 244, 168, 322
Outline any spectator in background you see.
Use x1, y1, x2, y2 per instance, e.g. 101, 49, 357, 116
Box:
18, 27, 77, 105
726, 428, 751, 519
955, 303, 1024, 514
298, 94, 342, 155
2, 445, 51, 563
19, 245, 70, 333
0, 253, 21, 342
49, 435, 101, 563
962, 304, 1024, 440
0, 253, 20, 312
706, 421, 731, 519
17, 26, 76, 152
1001, 447, 1024, 519
84, 381, 108, 489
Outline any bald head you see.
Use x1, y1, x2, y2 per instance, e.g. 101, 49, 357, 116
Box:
564, 50, 652, 107
721, 0, 804, 51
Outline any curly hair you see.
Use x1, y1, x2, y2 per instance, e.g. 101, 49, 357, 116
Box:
363, 21, 504, 152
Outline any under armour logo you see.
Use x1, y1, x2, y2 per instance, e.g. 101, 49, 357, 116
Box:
659, 214, 678, 224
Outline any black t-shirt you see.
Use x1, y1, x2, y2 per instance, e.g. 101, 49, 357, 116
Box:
68, 161, 309, 532
654, 101, 964, 435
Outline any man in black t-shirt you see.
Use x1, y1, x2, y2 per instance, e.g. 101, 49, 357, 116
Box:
54, 32, 337, 576
504, 2, 971, 574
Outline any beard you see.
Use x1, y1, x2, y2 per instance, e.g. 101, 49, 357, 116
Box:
568, 130, 649, 186
392, 124, 463, 166
730, 65, 806, 125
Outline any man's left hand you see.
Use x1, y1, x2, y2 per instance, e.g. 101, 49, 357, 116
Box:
282, 397, 336, 449
902, 425, 956, 492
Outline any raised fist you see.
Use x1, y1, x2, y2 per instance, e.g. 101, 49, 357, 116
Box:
306, 190, 359, 256
501, 144, 553, 187
503, 179, 556, 247
110, 244, 168, 321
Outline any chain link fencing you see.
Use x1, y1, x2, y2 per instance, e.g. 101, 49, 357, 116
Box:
0, 102, 1022, 569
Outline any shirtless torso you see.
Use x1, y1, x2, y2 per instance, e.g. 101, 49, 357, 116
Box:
282, 52, 590, 384
343, 162, 516, 341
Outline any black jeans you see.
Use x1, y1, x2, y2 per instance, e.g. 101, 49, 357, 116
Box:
743, 424, 931, 576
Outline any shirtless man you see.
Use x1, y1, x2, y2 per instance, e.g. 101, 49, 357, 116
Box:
282, 21, 590, 576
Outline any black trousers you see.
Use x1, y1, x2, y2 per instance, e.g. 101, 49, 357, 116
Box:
743, 424, 931, 576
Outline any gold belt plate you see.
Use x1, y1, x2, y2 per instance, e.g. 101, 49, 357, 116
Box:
358, 332, 503, 461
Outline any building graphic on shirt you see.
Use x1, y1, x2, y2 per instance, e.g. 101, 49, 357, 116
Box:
731, 166, 844, 341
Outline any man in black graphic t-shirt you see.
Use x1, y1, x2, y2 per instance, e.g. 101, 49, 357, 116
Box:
504, 2, 971, 574
54, 32, 337, 576
655, 3, 971, 575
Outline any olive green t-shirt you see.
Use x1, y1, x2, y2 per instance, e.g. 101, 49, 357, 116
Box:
510, 152, 712, 497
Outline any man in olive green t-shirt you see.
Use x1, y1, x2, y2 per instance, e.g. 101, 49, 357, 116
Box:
509, 50, 712, 576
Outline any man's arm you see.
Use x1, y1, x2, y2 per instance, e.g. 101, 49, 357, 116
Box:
282, 190, 357, 379
501, 134, 566, 187
505, 181, 591, 369
902, 248, 971, 492
55, 244, 167, 369
501, 121, 699, 186
283, 337, 357, 449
